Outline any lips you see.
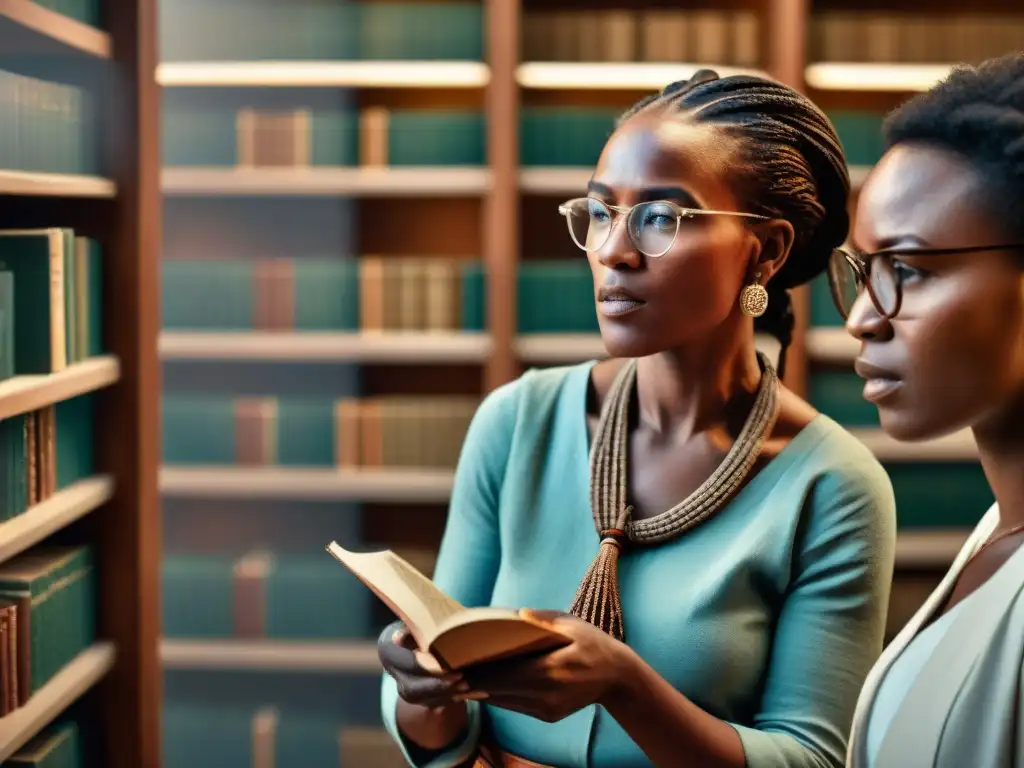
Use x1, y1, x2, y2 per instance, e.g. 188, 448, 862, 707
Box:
597, 284, 646, 317
854, 359, 903, 404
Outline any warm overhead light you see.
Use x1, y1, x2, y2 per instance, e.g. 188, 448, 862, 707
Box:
156, 60, 491, 88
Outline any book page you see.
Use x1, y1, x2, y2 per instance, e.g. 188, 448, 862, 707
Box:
326, 542, 463, 648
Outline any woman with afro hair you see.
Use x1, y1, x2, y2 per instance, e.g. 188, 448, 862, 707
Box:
834, 52, 1024, 768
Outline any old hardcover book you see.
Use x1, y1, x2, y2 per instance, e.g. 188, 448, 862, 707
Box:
326, 542, 569, 671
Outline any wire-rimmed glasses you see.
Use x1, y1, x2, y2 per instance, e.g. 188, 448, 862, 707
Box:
558, 197, 769, 258
827, 243, 1024, 320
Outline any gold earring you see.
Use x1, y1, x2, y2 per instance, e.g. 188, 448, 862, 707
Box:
739, 272, 769, 318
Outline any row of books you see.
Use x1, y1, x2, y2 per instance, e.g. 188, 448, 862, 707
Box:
0, 70, 95, 177
164, 106, 485, 169
811, 12, 1024, 64
159, 255, 877, 338
163, 551, 374, 640
161, 257, 600, 335
165, 256, 473, 334
162, 394, 477, 470
0, 229, 103, 380
160, 0, 482, 63
164, 706, 404, 768
0, 397, 94, 522
163, 105, 888, 171
522, 9, 760, 67
0, 547, 96, 716
2, 720, 83, 767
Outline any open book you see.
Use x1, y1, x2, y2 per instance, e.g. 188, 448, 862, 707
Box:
326, 541, 570, 671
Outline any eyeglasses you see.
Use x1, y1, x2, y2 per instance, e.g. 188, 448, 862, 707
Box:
557, 197, 769, 258
827, 243, 1024, 320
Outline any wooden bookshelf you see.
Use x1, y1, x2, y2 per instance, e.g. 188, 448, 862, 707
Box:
0, 477, 114, 563
0, 643, 117, 762
0, 0, 111, 58
161, 167, 492, 197
159, 466, 454, 503
153, 0, 1014, 740
0, 170, 116, 198
157, 60, 490, 88
158, 331, 492, 363
0, 357, 120, 420
0, 0, 160, 764
159, 639, 379, 673
516, 61, 770, 89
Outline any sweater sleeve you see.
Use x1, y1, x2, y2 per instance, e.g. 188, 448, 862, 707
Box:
731, 455, 897, 768
381, 376, 522, 767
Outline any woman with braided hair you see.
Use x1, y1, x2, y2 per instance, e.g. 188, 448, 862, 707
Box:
377, 69, 897, 768
836, 52, 1024, 768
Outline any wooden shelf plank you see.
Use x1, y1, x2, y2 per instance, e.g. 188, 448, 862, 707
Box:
0, 357, 120, 421
0, 170, 116, 198
896, 530, 971, 569
0, 0, 109, 58
519, 167, 590, 196
159, 331, 491, 363
156, 60, 489, 88
806, 327, 858, 364
805, 62, 952, 92
161, 167, 491, 197
515, 333, 607, 363
0, 476, 113, 564
516, 61, 769, 89
0, 643, 116, 761
850, 428, 977, 462
159, 466, 454, 503
160, 639, 379, 672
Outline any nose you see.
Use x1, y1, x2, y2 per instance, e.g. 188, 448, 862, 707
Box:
595, 213, 642, 271
845, 290, 894, 342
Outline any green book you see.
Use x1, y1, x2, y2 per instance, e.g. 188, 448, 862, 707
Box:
0, 414, 28, 522
0, 270, 13, 381
0, 230, 67, 374
62, 229, 77, 364
84, 238, 103, 356
0, 547, 94, 698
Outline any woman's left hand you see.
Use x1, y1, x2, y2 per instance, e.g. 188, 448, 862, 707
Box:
461, 610, 635, 723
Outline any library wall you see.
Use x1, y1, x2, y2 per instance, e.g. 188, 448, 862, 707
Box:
0, 0, 159, 765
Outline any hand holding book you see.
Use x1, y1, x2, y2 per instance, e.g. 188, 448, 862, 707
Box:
326, 541, 571, 671
329, 541, 635, 727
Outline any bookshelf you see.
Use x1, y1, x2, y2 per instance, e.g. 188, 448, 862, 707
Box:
154, 0, 1019, 759
0, 0, 159, 766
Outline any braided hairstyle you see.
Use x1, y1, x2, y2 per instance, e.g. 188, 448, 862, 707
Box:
618, 69, 851, 377
882, 52, 1024, 256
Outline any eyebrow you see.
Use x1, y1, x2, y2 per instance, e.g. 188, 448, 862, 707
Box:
586, 181, 701, 208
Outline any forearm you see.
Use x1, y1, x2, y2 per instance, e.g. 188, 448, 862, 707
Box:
600, 647, 746, 768
396, 700, 469, 751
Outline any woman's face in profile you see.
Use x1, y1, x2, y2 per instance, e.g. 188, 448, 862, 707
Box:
582, 115, 763, 359
848, 142, 1024, 441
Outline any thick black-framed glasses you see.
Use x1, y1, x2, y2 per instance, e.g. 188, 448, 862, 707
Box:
558, 197, 768, 258
827, 243, 1024, 320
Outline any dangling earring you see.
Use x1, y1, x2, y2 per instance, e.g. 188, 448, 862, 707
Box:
740, 271, 769, 318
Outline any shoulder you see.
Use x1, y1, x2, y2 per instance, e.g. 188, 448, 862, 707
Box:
468, 361, 593, 440
786, 415, 898, 560
795, 414, 897, 508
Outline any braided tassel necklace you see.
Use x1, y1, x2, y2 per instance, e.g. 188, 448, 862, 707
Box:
569, 351, 781, 642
